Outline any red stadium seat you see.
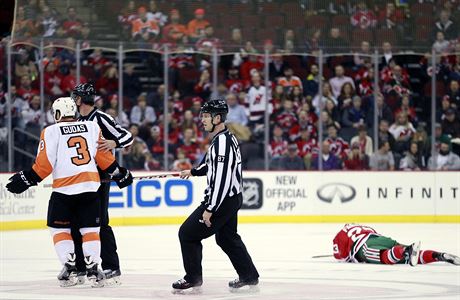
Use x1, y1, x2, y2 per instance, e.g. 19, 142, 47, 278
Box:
285, 15, 304, 28
241, 15, 262, 29
351, 29, 373, 44
219, 14, 241, 30
305, 15, 328, 29
264, 15, 285, 28
259, 2, 280, 14
375, 29, 397, 46
410, 3, 434, 16
424, 81, 446, 98
332, 15, 350, 28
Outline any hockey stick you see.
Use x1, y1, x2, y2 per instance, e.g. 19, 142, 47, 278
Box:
43, 172, 181, 188
311, 254, 334, 258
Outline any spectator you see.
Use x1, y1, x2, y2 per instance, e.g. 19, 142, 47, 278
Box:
193, 69, 212, 100
369, 140, 395, 171
337, 82, 356, 110
61, 63, 87, 94
325, 124, 349, 160
353, 41, 372, 68
274, 99, 298, 134
376, 93, 394, 123
382, 65, 411, 103
145, 125, 164, 162
123, 63, 141, 102
5, 86, 28, 129
147, 84, 165, 113
21, 94, 42, 134
24, 0, 39, 20
442, 108, 460, 138
304, 64, 321, 99
58, 6, 83, 38
320, 111, 341, 135
96, 65, 118, 97
118, 0, 138, 39
278, 67, 303, 94
295, 127, 318, 169
381, 42, 393, 67
282, 29, 297, 52
15, 48, 38, 81
432, 31, 451, 54
13, 6, 36, 37
378, 2, 404, 30
146, 0, 167, 27
130, 93, 157, 126
400, 141, 425, 171
176, 128, 200, 163
105, 95, 130, 128
329, 65, 355, 98
226, 92, 248, 125
344, 142, 369, 170
312, 82, 337, 114
16, 75, 38, 102
323, 27, 349, 54
350, 125, 373, 156
433, 10, 457, 40
131, 6, 160, 42
195, 25, 222, 53
278, 143, 305, 170
86, 48, 110, 78
389, 112, 416, 154
342, 95, 369, 130
229, 28, 244, 51
269, 54, 288, 81
37, 5, 58, 37
351, 1, 377, 29
427, 138, 460, 170
311, 140, 343, 170
245, 72, 272, 126
240, 54, 264, 81
394, 94, 417, 123
324, 99, 340, 123
269, 125, 288, 168
446, 80, 460, 108
171, 148, 193, 171
187, 8, 210, 41
162, 9, 187, 43
43, 62, 63, 97
123, 124, 149, 170
378, 119, 396, 151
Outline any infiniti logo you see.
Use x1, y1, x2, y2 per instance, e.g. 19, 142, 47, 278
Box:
317, 183, 356, 203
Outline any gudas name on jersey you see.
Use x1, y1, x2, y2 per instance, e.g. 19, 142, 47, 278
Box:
59, 124, 88, 135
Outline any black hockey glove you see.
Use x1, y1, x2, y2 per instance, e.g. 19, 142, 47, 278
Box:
112, 167, 133, 189
6, 170, 40, 194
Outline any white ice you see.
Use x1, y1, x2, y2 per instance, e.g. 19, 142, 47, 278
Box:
1, 223, 459, 300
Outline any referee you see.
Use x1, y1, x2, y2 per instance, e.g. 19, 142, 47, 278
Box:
71, 83, 133, 284
172, 99, 259, 292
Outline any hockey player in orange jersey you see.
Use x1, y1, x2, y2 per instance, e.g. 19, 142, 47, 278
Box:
6, 97, 133, 287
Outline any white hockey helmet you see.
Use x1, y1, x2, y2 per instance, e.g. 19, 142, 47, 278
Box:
52, 97, 77, 122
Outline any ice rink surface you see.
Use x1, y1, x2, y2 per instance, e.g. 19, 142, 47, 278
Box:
1, 223, 459, 300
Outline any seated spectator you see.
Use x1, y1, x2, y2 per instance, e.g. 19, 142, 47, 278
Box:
15, 48, 38, 81
323, 27, 349, 54
58, 7, 83, 38
369, 140, 395, 171
342, 95, 369, 130
295, 127, 318, 169
146, 0, 167, 27
61, 63, 87, 94
378, 2, 404, 30
21, 94, 42, 133
193, 69, 212, 99
225, 66, 249, 94
123, 124, 149, 170
305, 28, 322, 54
311, 140, 343, 170
269, 54, 288, 81
351, 1, 377, 29
118, 0, 138, 39
350, 125, 373, 156
16, 75, 38, 102
187, 8, 210, 41
278, 67, 303, 94
274, 99, 298, 134
324, 99, 340, 123
312, 82, 337, 114
326, 124, 349, 160
344, 142, 369, 170
303, 64, 322, 100
176, 128, 200, 163
226, 93, 250, 141
130, 93, 157, 127
353, 41, 372, 68
43, 62, 63, 97
37, 5, 58, 37
195, 25, 222, 53
228, 28, 244, 53
329, 65, 355, 98
240, 54, 264, 81
389, 112, 416, 154
433, 10, 457, 40
442, 108, 460, 138
131, 6, 160, 42
162, 9, 187, 44
104, 95, 130, 128
427, 138, 460, 170
376, 93, 394, 123
145, 125, 164, 162
355, 66, 375, 97
96, 65, 118, 97
337, 82, 356, 110
123, 63, 141, 102
380, 42, 393, 67
290, 86, 304, 103
278, 143, 305, 170
381, 62, 411, 100
13, 6, 37, 37
171, 148, 193, 171
86, 48, 110, 77
432, 31, 451, 54
394, 94, 417, 124
269, 125, 288, 168
400, 141, 425, 171
446, 80, 460, 108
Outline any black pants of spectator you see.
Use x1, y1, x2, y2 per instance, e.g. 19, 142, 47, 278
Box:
179, 193, 259, 284
72, 173, 120, 272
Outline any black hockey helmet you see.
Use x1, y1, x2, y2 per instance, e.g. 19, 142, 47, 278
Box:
201, 99, 228, 122
71, 83, 96, 105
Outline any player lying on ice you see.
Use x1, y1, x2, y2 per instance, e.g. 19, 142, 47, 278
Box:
6, 97, 133, 287
333, 224, 460, 266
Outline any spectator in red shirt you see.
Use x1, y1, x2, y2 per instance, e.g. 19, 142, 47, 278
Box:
394, 94, 417, 123
177, 128, 200, 162
344, 142, 369, 170
61, 63, 87, 94
240, 54, 264, 81
96, 65, 118, 97
194, 69, 212, 99
17, 75, 39, 102
378, 2, 404, 29
59, 6, 83, 38
351, 1, 377, 29
43, 62, 63, 97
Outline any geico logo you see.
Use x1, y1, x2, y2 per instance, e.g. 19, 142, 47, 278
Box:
108, 179, 193, 208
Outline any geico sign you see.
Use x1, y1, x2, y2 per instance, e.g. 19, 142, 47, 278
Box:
108, 179, 193, 208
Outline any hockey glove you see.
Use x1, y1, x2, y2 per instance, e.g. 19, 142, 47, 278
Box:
6, 170, 40, 194
112, 167, 133, 189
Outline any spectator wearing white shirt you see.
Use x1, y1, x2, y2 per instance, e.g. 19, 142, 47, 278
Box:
130, 93, 157, 126
329, 65, 355, 98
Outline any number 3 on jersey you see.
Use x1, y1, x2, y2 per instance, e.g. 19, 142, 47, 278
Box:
67, 136, 91, 166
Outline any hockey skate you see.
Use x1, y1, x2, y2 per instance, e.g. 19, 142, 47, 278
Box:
435, 252, 460, 265
171, 278, 202, 294
229, 278, 259, 293
405, 241, 421, 266
103, 269, 122, 286
76, 271, 86, 285
84, 256, 106, 288
57, 253, 78, 287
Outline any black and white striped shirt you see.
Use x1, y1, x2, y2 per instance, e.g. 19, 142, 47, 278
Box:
191, 127, 242, 212
78, 107, 133, 148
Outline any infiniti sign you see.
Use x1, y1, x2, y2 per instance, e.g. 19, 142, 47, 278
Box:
317, 183, 356, 203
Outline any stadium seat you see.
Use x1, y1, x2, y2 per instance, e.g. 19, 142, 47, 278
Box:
375, 29, 397, 46
351, 29, 373, 44
305, 15, 328, 29
410, 3, 434, 16
241, 15, 262, 29
219, 14, 241, 30
332, 15, 350, 28
255, 28, 279, 43
423, 81, 446, 98
285, 15, 304, 28
264, 15, 285, 28
258, 2, 280, 14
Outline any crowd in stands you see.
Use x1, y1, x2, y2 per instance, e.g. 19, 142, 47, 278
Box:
1, 0, 460, 171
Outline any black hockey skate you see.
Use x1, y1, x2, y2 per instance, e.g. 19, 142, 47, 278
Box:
171, 278, 203, 294
435, 252, 460, 265
103, 269, 122, 286
404, 241, 421, 266
57, 253, 78, 287
85, 256, 106, 288
229, 278, 259, 293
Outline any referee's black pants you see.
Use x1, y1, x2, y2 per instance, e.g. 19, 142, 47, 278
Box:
73, 174, 120, 272
179, 193, 259, 284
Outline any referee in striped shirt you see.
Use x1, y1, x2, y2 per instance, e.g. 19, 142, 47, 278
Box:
172, 99, 259, 292
71, 83, 133, 283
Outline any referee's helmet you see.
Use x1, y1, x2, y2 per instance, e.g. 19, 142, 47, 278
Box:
71, 83, 96, 105
201, 99, 228, 122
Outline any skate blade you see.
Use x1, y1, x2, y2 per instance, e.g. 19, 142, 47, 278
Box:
77, 276, 86, 285
229, 285, 260, 293
59, 277, 78, 288
171, 287, 202, 295
89, 278, 105, 288
409, 241, 421, 267
104, 276, 122, 286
